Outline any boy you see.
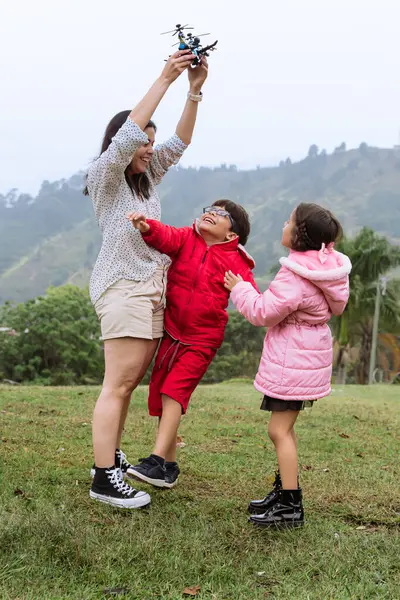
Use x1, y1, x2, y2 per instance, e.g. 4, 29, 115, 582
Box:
126, 200, 258, 488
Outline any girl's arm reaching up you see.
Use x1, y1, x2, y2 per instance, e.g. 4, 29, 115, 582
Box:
224, 267, 303, 327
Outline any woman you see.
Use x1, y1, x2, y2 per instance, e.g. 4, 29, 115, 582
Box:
85, 50, 208, 508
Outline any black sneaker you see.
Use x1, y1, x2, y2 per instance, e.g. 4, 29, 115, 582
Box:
90, 466, 151, 509
127, 455, 167, 488
165, 461, 180, 488
90, 448, 133, 478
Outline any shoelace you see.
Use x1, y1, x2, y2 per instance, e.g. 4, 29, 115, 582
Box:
116, 450, 129, 470
106, 467, 135, 496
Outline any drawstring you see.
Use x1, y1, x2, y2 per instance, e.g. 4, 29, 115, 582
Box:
159, 338, 183, 371
167, 343, 181, 370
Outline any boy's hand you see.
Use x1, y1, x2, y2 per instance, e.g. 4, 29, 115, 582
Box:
127, 212, 150, 233
224, 270, 243, 291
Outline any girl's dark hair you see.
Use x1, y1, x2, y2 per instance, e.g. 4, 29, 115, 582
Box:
291, 203, 343, 251
212, 199, 251, 246
83, 110, 156, 199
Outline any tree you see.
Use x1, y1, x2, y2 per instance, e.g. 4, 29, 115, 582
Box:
334, 228, 400, 383
334, 142, 347, 153
352, 278, 399, 384
308, 144, 319, 159
359, 142, 369, 157
0, 285, 103, 384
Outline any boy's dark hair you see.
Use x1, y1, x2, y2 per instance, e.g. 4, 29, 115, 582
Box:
292, 203, 343, 251
212, 199, 251, 246
83, 110, 156, 199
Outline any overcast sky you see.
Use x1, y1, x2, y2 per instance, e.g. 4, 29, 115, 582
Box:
1, 0, 400, 195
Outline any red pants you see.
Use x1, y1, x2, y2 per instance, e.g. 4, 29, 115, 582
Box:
148, 335, 217, 416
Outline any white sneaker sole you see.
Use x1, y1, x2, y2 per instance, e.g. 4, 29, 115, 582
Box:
89, 490, 151, 509
164, 478, 179, 489
126, 467, 168, 488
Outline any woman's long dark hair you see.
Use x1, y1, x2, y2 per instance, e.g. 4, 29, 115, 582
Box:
83, 110, 156, 199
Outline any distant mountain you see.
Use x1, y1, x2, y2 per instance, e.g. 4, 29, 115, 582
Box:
1, 143, 400, 303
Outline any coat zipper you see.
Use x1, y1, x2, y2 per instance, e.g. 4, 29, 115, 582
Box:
177, 247, 209, 342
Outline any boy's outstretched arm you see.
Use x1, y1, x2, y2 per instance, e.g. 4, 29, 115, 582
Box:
127, 212, 190, 257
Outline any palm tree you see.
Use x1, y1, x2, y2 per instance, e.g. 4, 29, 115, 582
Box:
334, 228, 400, 384
351, 278, 399, 383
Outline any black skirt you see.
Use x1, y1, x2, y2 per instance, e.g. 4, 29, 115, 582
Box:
260, 395, 315, 412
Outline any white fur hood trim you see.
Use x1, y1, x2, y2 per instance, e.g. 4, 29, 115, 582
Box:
279, 251, 352, 281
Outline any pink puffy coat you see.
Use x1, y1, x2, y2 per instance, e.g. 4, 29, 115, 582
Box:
230, 248, 352, 401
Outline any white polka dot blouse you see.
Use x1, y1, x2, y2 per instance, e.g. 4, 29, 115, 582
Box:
87, 117, 187, 305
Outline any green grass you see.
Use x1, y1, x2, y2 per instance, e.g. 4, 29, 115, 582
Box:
0, 384, 399, 600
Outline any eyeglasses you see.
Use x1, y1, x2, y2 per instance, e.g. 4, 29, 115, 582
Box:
203, 206, 237, 233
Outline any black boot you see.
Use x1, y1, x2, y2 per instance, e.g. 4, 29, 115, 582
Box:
248, 470, 282, 514
249, 488, 304, 528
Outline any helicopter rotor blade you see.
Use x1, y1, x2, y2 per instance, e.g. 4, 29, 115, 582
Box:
161, 28, 183, 35
161, 23, 194, 35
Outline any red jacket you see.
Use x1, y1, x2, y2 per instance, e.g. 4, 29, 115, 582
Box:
142, 220, 258, 348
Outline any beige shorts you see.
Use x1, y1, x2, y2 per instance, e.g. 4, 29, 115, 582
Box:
94, 267, 167, 341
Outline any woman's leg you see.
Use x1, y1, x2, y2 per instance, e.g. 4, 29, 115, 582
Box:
116, 400, 130, 452
115, 339, 158, 449
268, 411, 300, 489
92, 337, 158, 468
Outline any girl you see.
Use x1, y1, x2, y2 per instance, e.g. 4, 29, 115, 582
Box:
85, 50, 208, 509
224, 203, 351, 528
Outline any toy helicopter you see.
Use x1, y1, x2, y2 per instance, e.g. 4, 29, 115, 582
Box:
161, 23, 218, 66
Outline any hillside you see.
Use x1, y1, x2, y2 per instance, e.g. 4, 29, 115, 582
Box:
1, 143, 400, 303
